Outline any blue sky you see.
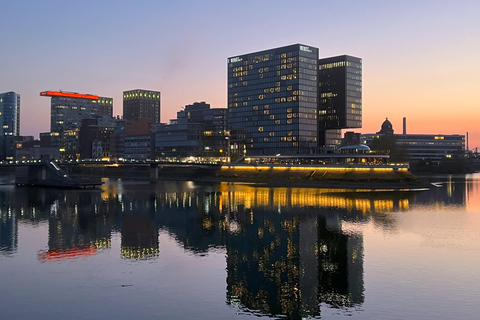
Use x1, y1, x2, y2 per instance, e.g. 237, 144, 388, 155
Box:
1, 0, 479, 147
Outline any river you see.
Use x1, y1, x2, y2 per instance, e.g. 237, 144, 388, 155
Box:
1, 174, 479, 319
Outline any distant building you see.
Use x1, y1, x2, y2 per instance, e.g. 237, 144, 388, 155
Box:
123, 118, 152, 160
123, 89, 161, 123
227, 44, 361, 156
153, 102, 228, 158
361, 118, 465, 161
343, 131, 361, 145
0, 91, 20, 160
79, 118, 116, 159
40, 90, 113, 159
124, 135, 151, 160
15, 137, 60, 161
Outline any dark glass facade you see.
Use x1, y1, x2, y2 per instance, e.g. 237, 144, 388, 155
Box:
0, 91, 20, 160
318, 55, 362, 146
228, 44, 319, 155
0, 91, 20, 136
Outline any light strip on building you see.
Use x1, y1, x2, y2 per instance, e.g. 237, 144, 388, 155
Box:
40, 91, 99, 100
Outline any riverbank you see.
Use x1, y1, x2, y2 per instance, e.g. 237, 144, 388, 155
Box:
0, 163, 431, 190
211, 165, 429, 189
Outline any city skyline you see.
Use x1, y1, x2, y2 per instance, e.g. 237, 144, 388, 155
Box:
1, 0, 479, 149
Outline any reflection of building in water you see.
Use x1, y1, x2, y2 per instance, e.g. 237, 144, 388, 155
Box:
121, 213, 159, 260
39, 192, 113, 262
226, 207, 364, 319
0, 205, 17, 254
218, 184, 411, 215
410, 176, 468, 207
154, 191, 226, 254
119, 193, 159, 259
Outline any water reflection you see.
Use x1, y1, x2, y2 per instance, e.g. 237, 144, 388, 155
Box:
0, 175, 475, 319
226, 207, 364, 318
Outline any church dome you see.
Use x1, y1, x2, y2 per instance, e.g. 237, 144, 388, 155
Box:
378, 118, 394, 135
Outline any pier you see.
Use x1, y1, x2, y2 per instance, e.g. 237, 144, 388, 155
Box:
15, 161, 102, 188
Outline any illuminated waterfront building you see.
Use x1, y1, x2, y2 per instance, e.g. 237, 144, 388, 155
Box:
0, 91, 20, 160
123, 89, 161, 123
228, 44, 319, 155
227, 44, 362, 156
40, 91, 113, 158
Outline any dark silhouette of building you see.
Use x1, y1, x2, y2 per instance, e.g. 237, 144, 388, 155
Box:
123, 89, 161, 123
361, 118, 465, 161
318, 55, 362, 146
153, 102, 227, 158
78, 118, 116, 159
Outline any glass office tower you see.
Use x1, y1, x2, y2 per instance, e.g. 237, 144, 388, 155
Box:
0, 91, 20, 136
228, 44, 319, 155
318, 55, 362, 146
0, 91, 20, 160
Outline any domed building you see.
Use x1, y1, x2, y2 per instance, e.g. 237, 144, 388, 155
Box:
377, 118, 394, 135
360, 118, 465, 161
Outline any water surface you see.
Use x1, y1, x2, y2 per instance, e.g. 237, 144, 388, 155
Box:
1, 174, 479, 319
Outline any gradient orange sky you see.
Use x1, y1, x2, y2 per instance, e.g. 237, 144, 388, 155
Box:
1, 1, 479, 149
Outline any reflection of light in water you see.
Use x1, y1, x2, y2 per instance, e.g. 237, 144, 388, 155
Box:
447, 175, 453, 199
121, 247, 159, 260
229, 221, 241, 234
50, 200, 59, 216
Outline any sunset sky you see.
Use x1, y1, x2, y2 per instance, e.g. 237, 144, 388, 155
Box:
1, 0, 479, 149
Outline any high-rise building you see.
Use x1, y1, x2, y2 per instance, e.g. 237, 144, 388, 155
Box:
0, 91, 20, 160
227, 44, 362, 155
40, 90, 113, 158
123, 89, 161, 123
0, 91, 20, 136
41, 91, 113, 133
318, 55, 362, 146
228, 44, 319, 155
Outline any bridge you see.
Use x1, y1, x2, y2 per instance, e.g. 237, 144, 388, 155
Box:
3, 160, 222, 186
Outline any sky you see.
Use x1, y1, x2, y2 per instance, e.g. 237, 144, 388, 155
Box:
1, 0, 479, 149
